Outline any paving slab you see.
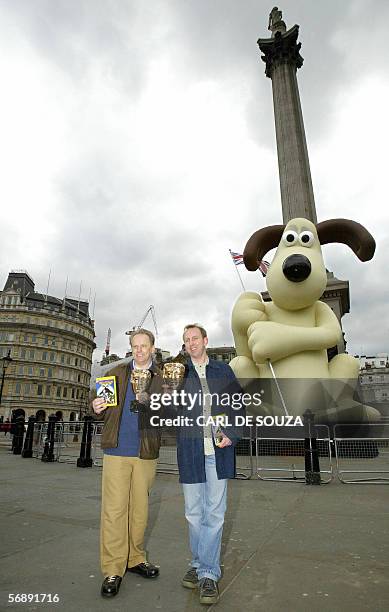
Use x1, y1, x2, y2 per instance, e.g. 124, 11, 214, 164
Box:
0, 439, 388, 612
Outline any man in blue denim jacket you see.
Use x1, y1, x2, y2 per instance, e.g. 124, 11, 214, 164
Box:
178, 324, 244, 605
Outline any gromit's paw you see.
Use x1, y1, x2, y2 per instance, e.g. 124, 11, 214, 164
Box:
232, 292, 267, 335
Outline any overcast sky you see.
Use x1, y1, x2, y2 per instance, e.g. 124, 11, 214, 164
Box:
0, 0, 388, 360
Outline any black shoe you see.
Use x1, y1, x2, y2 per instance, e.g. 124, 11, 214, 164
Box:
101, 575, 122, 598
128, 562, 159, 579
182, 567, 199, 589
199, 578, 219, 605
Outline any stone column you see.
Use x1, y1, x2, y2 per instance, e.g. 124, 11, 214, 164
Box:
258, 23, 317, 224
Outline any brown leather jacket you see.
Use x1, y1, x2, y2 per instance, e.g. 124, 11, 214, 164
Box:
90, 361, 163, 460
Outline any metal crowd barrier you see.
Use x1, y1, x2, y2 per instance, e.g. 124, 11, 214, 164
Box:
23, 419, 389, 486
91, 427, 180, 473
235, 427, 254, 479
157, 434, 179, 474
334, 423, 389, 484
32, 422, 57, 459
92, 422, 104, 466
32, 421, 86, 464
255, 424, 333, 484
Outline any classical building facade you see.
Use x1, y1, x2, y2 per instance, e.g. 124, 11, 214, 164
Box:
207, 346, 236, 364
357, 354, 389, 417
0, 271, 95, 422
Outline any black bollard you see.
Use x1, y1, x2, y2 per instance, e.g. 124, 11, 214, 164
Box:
304, 410, 321, 485
22, 416, 36, 458
77, 415, 93, 468
41, 415, 57, 462
12, 416, 25, 455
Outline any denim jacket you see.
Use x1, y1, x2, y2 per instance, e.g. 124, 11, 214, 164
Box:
177, 359, 244, 484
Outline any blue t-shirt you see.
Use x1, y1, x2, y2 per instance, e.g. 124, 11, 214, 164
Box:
104, 376, 140, 457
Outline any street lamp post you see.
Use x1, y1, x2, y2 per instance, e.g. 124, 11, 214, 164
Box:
0, 349, 13, 411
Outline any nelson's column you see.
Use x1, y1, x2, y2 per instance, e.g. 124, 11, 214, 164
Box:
258, 7, 349, 353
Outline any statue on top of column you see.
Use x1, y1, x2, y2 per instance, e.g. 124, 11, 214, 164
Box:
268, 6, 286, 37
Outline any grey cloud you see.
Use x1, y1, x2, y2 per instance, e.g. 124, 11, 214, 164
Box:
1, 0, 388, 361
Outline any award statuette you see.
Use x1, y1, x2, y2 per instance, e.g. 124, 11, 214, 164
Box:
162, 362, 186, 391
130, 369, 152, 413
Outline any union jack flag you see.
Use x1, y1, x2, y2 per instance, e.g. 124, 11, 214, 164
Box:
229, 250, 244, 266
229, 249, 270, 277
258, 260, 270, 277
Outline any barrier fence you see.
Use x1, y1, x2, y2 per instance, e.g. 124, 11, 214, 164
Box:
334, 423, 389, 484
4, 417, 389, 485
255, 424, 333, 484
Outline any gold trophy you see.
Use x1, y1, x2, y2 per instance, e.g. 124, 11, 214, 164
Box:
130, 369, 152, 413
162, 362, 186, 391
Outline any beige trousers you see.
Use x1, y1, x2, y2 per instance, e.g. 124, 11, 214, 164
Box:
100, 454, 157, 577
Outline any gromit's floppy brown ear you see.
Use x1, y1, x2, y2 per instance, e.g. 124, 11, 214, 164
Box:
316, 219, 376, 262
243, 225, 285, 271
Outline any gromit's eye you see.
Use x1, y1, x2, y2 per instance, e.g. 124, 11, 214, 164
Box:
298, 231, 314, 247
282, 230, 298, 246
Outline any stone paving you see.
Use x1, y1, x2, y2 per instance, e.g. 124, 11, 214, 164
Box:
1, 437, 388, 612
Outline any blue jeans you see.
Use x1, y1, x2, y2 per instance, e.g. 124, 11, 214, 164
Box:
182, 454, 227, 581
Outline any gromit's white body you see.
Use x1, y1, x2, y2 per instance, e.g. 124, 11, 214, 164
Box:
230, 218, 379, 422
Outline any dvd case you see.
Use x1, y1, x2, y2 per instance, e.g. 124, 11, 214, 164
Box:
96, 376, 118, 407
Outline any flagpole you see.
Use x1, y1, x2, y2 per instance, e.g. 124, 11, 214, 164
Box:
229, 249, 245, 291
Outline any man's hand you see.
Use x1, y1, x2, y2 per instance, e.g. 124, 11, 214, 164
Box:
216, 433, 232, 448
136, 392, 149, 405
92, 397, 107, 415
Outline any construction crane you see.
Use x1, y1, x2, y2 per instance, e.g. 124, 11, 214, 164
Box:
105, 328, 111, 357
126, 305, 158, 342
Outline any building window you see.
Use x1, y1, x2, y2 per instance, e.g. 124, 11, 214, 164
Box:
29, 349, 35, 359
37, 385, 43, 396
18, 365, 24, 375
42, 352, 48, 361
45, 385, 51, 397
48, 368, 53, 378
63, 387, 68, 398
43, 336, 48, 345
31, 334, 36, 343
39, 368, 45, 377
71, 388, 75, 399
15, 383, 21, 395
56, 386, 61, 398
28, 366, 33, 376
50, 352, 55, 362
24, 333, 29, 342
21, 349, 26, 359
24, 383, 31, 395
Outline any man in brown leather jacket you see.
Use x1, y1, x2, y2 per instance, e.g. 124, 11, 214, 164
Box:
92, 328, 163, 598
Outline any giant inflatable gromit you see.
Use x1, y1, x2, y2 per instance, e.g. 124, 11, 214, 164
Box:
230, 218, 380, 423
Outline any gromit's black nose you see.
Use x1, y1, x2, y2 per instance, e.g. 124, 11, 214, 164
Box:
282, 254, 311, 282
